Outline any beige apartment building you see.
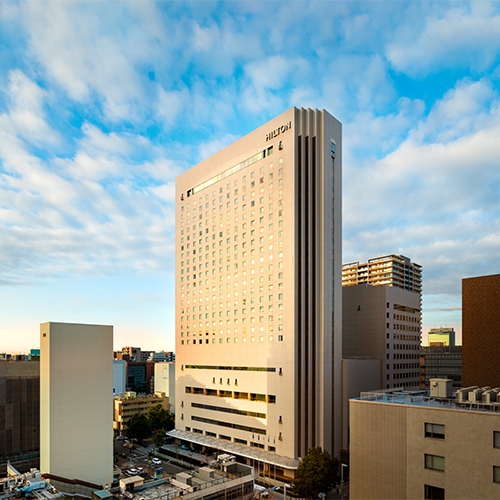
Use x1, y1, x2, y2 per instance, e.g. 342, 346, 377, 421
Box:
113, 392, 169, 434
350, 385, 500, 499
40, 322, 113, 488
342, 254, 422, 294
174, 107, 342, 479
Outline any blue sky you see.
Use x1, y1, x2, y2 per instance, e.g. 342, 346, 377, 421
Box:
1, 0, 499, 352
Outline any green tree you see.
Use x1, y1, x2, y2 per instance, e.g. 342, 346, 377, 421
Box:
153, 431, 165, 449
293, 447, 339, 498
126, 413, 151, 443
147, 404, 175, 433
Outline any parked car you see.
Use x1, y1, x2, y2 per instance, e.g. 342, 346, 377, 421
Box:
116, 435, 127, 440
152, 458, 162, 465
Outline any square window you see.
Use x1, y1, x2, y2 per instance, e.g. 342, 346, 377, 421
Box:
494, 466, 500, 483
494, 431, 500, 448
425, 423, 445, 439
425, 454, 444, 471
424, 484, 445, 500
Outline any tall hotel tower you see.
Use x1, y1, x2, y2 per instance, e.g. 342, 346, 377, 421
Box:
173, 108, 342, 479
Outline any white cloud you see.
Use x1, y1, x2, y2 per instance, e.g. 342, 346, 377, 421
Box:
344, 97, 426, 162
3, 70, 59, 146
344, 78, 500, 296
410, 79, 497, 143
0, 114, 180, 282
21, 1, 169, 121
197, 134, 239, 162
157, 86, 188, 126
241, 55, 311, 114
386, 5, 500, 75
320, 54, 397, 120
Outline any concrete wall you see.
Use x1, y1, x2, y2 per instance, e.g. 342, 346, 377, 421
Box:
341, 359, 381, 451
40, 322, 113, 487
350, 400, 407, 500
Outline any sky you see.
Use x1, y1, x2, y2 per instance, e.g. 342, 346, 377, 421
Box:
1, 0, 499, 353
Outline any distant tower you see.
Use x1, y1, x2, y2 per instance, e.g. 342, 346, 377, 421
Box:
40, 322, 113, 487
428, 327, 456, 347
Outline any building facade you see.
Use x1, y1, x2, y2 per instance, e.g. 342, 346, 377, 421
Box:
428, 327, 456, 347
154, 362, 175, 412
113, 360, 126, 396
120, 347, 141, 362
0, 361, 40, 475
343, 284, 421, 389
113, 392, 169, 434
350, 387, 500, 499
40, 322, 113, 487
341, 358, 381, 453
174, 107, 342, 478
462, 273, 500, 387
420, 346, 462, 390
342, 254, 422, 294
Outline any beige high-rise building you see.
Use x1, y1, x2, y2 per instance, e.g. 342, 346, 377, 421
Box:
173, 107, 342, 479
40, 322, 113, 487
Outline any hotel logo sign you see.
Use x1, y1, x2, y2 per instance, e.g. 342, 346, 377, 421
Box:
266, 121, 292, 141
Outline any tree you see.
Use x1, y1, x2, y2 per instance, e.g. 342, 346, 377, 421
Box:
147, 404, 175, 433
292, 447, 339, 498
153, 431, 165, 449
126, 413, 151, 443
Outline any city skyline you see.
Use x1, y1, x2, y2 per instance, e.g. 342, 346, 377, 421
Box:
1, 1, 500, 352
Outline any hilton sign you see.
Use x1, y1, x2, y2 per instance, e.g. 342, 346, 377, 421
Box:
266, 121, 292, 142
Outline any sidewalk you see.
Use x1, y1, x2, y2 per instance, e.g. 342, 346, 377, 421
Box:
329, 481, 349, 499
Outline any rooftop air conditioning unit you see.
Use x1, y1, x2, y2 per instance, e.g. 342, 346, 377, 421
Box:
469, 389, 484, 402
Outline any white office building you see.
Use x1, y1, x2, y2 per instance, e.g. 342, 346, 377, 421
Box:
154, 361, 176, 412
173, 107, 342, 479
40, 322, 113, 487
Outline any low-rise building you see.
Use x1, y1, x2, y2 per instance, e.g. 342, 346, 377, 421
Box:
0, 466, 60, 499
350, 382, 500, 499
113, 392, 169, 434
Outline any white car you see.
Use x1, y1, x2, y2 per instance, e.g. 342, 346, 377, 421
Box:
152, 458, 161, 465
